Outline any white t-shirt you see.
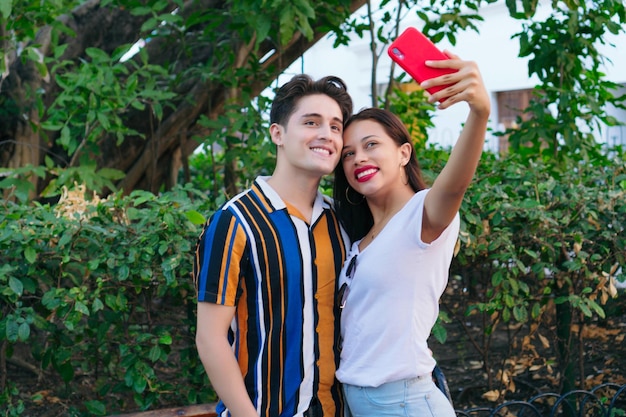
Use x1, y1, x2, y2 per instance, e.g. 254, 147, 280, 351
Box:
336, 189, 460, 387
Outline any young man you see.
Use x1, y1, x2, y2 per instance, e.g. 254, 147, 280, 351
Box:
194, 75, 353, 417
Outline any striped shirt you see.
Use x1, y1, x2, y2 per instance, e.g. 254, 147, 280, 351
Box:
194, 177, 348, 417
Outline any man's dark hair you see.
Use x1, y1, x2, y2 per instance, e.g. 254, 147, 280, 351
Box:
270, 75, 353, 127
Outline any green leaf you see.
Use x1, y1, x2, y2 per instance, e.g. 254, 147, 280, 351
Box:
278, 9, 296, 45
92, 298, 104, 312
9, 276, 24, 296
0, 0, 12, 19
153, 0, 168, 12
97, 167, 126, 180
54, 44, 69, 60
502, 307, 511, 322
58, 231, 73, 248
59, 125, 72, 151
158, 333, 172, 345
75, 301, 90, 316
56, 361, 75, 382
531, 302, 541, 318
117, 264, 130, 281
523, 248, 538, 259
141, 17, 158, 33
131, 100, 146, 111
149, 345, 161, 362
158, 13, 183, 24
579, 303, 592, 317
5, 318, 18, 342
133, 374, 147, 393
21, 276, 37, 294
105, 293, 118, 310
97, 111, 111, 130
42, 289, 62, 310
504, 294, 514, 308
431, 322, 447, 344
590, 302, 605, 319
18, 322, 30, 341
84, 400, 107, 416
513, 305, 527, 322
185, 210, 206, 225
254, 15, 272, 47
130, 6, 152, 16
85, 47, 111, 63
24, 246, 37, 264
131, 190, 156, 206
491, 270, 504, 286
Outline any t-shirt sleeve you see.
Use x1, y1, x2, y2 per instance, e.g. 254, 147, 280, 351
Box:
193, 208, 248, 306
412, 189, 460, 248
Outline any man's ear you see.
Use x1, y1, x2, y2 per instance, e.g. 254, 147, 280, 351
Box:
269, 123, 284, 146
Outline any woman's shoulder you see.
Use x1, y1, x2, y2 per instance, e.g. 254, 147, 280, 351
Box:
406, 188, 430, 208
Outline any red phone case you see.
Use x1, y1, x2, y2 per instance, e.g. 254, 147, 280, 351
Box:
388, 27, 457, 96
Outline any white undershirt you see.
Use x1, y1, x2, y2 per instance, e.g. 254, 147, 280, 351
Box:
336, 189, 460, 387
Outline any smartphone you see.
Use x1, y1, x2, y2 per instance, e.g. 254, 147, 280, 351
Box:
388, 27, 457, 97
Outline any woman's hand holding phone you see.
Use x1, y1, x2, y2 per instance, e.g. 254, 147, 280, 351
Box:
388, 27, 489, 113
388, 27, 458, 102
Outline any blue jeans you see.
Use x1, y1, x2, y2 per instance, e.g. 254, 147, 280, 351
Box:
343, 375, 456, 417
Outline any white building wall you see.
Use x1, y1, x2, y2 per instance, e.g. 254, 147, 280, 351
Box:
274, 0, 626, 149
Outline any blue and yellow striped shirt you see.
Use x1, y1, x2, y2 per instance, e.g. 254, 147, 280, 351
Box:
194, 177, 348, 417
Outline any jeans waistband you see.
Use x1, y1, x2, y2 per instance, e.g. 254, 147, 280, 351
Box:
344, 374, 432, 390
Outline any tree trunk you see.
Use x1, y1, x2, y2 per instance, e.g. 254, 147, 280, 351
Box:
0, 0, 368, 198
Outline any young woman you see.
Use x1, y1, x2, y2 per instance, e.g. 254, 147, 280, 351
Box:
333, 52, 490, 416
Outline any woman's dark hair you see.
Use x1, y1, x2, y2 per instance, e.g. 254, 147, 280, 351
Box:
333, 108, 428, 242
270, 74, 353, 128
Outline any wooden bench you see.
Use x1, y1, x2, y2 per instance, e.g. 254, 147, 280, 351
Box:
108, 403, 218, 417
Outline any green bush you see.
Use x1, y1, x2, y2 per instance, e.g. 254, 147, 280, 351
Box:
445, 147, 626, 391
0, 184, 217, 415
1, 147, 624, 414
458, 148, 625, 321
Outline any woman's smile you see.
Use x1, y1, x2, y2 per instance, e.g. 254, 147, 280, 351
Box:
354, 166, 379, 182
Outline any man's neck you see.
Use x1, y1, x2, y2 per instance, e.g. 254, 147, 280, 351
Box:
266, 173, 321, 223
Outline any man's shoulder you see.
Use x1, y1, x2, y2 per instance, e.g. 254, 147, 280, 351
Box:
213, 184, 274, 220
223, 186, 257, 206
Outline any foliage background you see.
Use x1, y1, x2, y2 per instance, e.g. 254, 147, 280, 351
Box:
2, 145, 624, 416
1, 0, 626, 415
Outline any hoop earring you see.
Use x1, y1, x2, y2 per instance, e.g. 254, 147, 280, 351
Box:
345, 187, 364, 205
400, 163, 409, 186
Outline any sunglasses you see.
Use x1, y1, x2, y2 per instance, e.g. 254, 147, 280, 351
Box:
338, 255, 357, 309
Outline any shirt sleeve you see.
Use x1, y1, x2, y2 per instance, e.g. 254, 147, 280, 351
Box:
410, 189, 460, 248
193, 208, 248, 306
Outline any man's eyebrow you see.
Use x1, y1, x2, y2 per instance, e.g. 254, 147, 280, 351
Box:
300, 113, 343, 124
300, 112, 322, 118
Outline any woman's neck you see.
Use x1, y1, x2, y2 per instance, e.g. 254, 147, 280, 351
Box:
359, 186, 415, 249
